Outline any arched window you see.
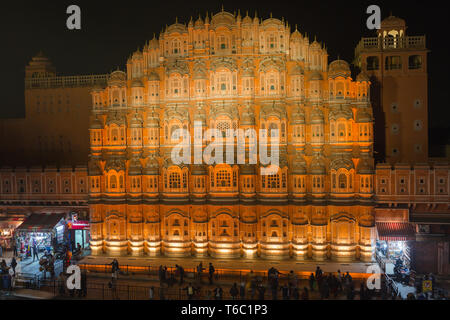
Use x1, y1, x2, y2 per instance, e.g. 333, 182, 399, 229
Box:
216, 169, 231, 187
339, 174, 347, 189
172, 39, 181, 54
169, 172, 180, 188
110, 175, 117, 189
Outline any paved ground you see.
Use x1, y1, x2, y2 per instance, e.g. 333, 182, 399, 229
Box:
79, 254, 375, 276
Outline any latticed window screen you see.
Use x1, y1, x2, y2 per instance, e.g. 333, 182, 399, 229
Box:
216, 121, 231, 137
169, 172, 180, 188
216, 170, 231, 187
267, 174, 280, 189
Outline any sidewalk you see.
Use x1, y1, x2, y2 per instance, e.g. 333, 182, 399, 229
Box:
79, 255, 375, 278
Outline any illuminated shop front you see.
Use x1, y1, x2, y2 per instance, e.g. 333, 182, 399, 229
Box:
67, 213, 90, 250
375, 221, 416, 273
15, 213, 66, 257
0, 216, 25, 249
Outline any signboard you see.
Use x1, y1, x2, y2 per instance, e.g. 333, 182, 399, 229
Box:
67, 220, 89, 230
422, 280, 432, 293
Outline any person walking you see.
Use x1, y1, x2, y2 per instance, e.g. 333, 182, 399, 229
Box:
197, 262, 204, 282
230, 283, 239, 300
337, 270, 343, 292
208, 263, 215, 285
179, 265, 185, 285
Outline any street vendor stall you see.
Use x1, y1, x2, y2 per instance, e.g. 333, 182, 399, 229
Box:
15, 213, 66, 259
0, 216, 25, 250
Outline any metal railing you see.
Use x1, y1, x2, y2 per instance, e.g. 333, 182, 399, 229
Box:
25, 74, 109, 89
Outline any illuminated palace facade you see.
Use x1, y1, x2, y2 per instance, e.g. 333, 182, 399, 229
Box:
87, 10, 376, 261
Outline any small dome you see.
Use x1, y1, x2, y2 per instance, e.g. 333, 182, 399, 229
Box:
242, 14, 252, 25
106, 112, 126, 125
308, 71, 323, 81
381, 15, 406, 29
329, 104, 353, 120
356, 71, 370, 82
166, 22, 187, 34
310, 156, 326, 175
148, 36, 159, 49
148, 72, 160, 81
131, 79, 144, 87
357, 157, 374, 174
143, 156, 159, 175
291, 105, 305, 124
328, 59, 351, 79
311, 107, 324, 123
88, 159, 102, 176
292, 154, 307, 175
290, 65, 304, 76
291, 29, 302, 40
90, 116, 103, 129
242, 68, 255, 77
356, 109, 372, 123
193, 69, 207, 80
108, 70, 126, 86
194, 16, 204, 28
130, 112, 143, 128
132, 50, 143, 59
146, 109, 160, 127
310, 40, 321, 49
128, 157, 142, 176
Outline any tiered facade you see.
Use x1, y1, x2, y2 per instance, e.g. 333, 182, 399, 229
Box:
88, 10, 376, 261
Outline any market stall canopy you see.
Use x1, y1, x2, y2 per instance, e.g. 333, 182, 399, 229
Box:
0, 216, 26, 228
376, 222, 416, 241
16, 213, 65, 233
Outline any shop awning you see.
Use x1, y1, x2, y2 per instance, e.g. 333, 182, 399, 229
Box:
376, 222, 416, 241
16, 213, 65, 233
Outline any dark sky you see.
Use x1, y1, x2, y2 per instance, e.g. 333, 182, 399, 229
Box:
1, 0, 448, 132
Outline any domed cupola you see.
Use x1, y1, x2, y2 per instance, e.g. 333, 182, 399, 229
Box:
148, 35, 159, 50
329, 104, 353, 121
106, 112, 126, 126
328, 59, 351, 79
356, 71, 370, 82
290, 65, 304, 76
146, 108, 160, 128
143, 155, 159, 175
357, 157, 373, 175
130, 111, 143, 128
308, 71, 323, 81
356, 108, 372, 123
242, 12, 252, 25
128, 156, 142, 176
90, 116, 103, 129
194, 15, 204, 28
108, 70, 127, 87
310, 154, 326, 175
148, 72, 160, 81
292, 153, 307, 175
131, 79, 144, 88
310, 106, 324, 124
291, 105, 305, 124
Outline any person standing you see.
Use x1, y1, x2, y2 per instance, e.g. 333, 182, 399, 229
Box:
32, 240, 39, 262
10, 257, 17, 276
309, 273, 315, 291
149, 286, 154, 300
12, 240, 17, 257
230, 283, 239, 300
185, 283, 195, 300
301, 287, 309, 300
239, 282, 245, 300
208, 263, 215, 284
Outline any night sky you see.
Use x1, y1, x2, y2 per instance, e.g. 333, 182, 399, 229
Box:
1, 0, 448, 145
